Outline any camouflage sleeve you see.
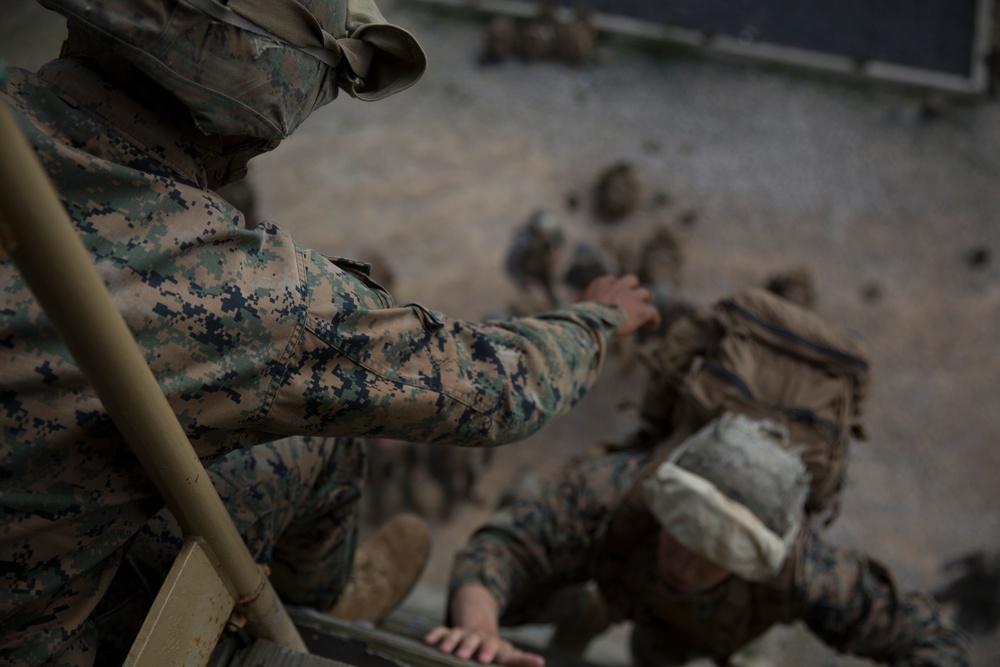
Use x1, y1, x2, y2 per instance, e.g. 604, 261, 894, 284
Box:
796, 527, 973, 666
264, 247, 624, 446
449, 453, 645, 616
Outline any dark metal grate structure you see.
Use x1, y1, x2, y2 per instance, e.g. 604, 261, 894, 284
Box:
573, 0, 979, 76
412, 0, 994, 94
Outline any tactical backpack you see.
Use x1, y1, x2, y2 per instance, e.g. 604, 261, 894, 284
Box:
632, 287, 870, 522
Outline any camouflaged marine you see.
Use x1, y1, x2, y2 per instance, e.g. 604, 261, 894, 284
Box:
504, 209, 567, 308
553, 7, 597, 68
518, 5, 559, 63
635, 224, 685, 290
0, 0, 661, 664
763, 265, 817, 310
426, 414, 972, 667
562, 239, 621, 297
482, 6, 595, 68
480, 14, 519, 65
594, 161, 642, 222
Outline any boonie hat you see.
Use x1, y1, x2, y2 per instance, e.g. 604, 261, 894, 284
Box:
642, 412, 811, 582
41, 0, 427, 140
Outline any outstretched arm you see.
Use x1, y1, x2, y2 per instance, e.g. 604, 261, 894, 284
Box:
424, 583, 545, 667
265, 250, 638, 448
425, 453, 646, 666
796, 528, 972, 666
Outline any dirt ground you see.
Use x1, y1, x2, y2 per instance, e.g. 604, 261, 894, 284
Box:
4, 1, 1000, 665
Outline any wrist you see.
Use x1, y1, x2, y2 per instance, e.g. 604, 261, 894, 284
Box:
450, 582, 502, 634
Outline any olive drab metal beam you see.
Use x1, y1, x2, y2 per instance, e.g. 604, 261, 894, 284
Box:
131, 538, 238, 666
0, 98, 308, 659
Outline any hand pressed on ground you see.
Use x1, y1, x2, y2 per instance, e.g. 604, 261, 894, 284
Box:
423, 583, 546, 667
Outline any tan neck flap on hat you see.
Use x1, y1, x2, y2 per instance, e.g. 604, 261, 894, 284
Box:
641, 413, 807, 582
184, 0, 425, 100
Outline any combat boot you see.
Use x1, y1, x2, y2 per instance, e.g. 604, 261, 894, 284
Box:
327, 513, 430, 624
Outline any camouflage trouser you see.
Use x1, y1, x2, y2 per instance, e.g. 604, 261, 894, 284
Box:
629, 624, 684, 667
500, 584, 685, 666
93, 435, 365, 662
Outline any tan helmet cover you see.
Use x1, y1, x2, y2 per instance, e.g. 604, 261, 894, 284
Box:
41, 0, 426, 140
642, 413, 810, 582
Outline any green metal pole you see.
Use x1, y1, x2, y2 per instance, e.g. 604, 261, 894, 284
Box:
0, 98, 307, 653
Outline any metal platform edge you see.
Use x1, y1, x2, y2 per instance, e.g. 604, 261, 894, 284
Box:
406, 0, 995, 96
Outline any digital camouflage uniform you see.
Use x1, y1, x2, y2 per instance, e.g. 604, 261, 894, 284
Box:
93, 435, 368, 663
449, 451, 972, 666
0, 3, 626, 663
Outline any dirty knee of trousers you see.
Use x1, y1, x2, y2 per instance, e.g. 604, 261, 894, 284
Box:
630, 624, 685, 667
547, 583, 613, 657
326, 513, 430, 625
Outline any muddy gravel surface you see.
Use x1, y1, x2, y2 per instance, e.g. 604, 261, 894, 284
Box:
4, 1, 1000, 665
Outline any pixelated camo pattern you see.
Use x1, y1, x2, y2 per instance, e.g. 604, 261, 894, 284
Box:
0, 62, 621, 666
452, 451, 971, 666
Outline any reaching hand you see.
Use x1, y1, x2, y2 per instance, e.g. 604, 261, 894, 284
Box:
425, 583, 546, 667
582, 274, 661, 341
424, 625, 545, 667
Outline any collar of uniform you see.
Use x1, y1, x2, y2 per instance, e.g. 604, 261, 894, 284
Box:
35, 58, 211, 188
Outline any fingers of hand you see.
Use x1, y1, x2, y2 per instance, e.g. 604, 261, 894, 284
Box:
476, 637, 509, 663
424, 626, 449, 646
623, 287, 658, 327
424, 626, 545, 667
456, 633, 489, 661
424, 626, 476, 655
582, 274, 615, 300
617, 273, 640, 289
497, 644, 546, 667
424, 627, 502, 663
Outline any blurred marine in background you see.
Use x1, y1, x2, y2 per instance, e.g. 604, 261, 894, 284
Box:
425, 413, 972, 667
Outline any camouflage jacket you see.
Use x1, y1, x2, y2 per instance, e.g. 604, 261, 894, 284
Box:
0, 60, 623, 666
450, 451, 972, 666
